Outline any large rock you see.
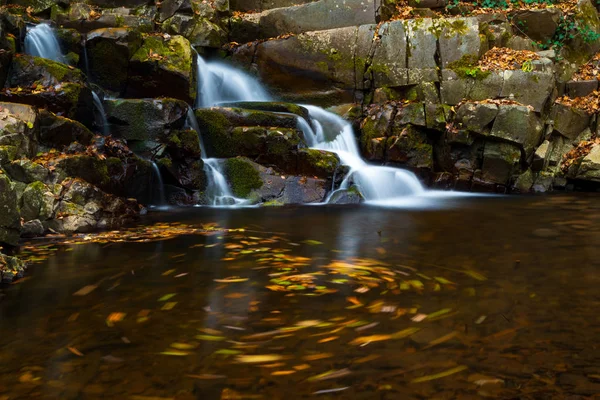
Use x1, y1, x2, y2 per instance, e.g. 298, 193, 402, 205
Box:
105, 98, 188, 145
371, 21, 408, 88
551, 103, 593, 140
454, 102, 498, 134
231, 0, 319, 12
127, 35, 194, 102
481, 141, 522, 185
406, 18, 438, 84
38, 110, 94, 149
576, 145, 600, 182
386, 125, 433, 169
489, 105, 543, 156
86, 28, 142, 94
19, 181, 55, 222
438, 17, 482, 68
510, 9, 561, 43
54, 4, 154, 33
500, 70, 555, 112
0, 174, 21, 246
7, 55, 85, 88
51, 178, 139, 233
0, 102, 39, 159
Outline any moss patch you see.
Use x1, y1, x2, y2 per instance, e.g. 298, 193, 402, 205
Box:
224, 157, 262, 198
447, 54, 490, 80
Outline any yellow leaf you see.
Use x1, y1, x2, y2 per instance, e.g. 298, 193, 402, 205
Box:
411, 365, 468, 383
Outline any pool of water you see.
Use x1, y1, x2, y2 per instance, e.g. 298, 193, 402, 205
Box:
1, 195, 600, 399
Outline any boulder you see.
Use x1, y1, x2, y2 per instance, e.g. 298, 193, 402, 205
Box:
509, 9, 561, 43
230, 0, 317, 12
500, 70, 555, 112
0, 102, 39, 159
127, 35, 194, 102
7, 55, 85, 88
52, 178, 139, 233
38, 110, 94, 149
105, 98, 188, 145
54, 155, 111, 190
256, 0, 379, 39
0, 49, 13, 89
224, 157, 264, 198
371, 21, 408, 88
296, 148, 342, 178
0, 251, 25, 283
489, 105, 543, 156
576, 145, 600, 182
438, 17, 482, 68
454, 102, 498, 134
86, 28, 143, 94
386, 125, 433, 169
19, 181, 55, 222
157, 128, 206, 191
54, 4, 154, 33
3, 159, 49, 183
406, 18, 438, 84
551, 103, 593, 140
481, 141, 522, 184
0, 174, 20, 246
0, 83, 94, 127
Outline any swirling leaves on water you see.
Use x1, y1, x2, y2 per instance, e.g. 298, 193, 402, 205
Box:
236, 354, 286, 364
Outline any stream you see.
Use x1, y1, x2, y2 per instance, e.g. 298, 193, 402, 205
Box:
1, 195, 600, 399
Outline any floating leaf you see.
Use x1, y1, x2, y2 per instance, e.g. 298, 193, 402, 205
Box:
158, 293, 177, 302
434, 277, 454, 285
236, 354, 285, 364
170, 343, 196, 350
411, 365, 468, 383
271, 370, 296, 376
161, 302, 177, 311
159, 350, 189, 356
213, 277, 249, 283
426, 308, 452, 320
67, 347, 84, 357
307, 368, 351, 382
195, 335, 225, 341
73, 285, 97, 296
463, 270, 487, 281
423, 331, 460, 349
214, 349, 242, 355
303, 240, 323, 245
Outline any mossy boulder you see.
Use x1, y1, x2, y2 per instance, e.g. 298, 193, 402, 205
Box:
0, 49, 13, 89
0, 251, 25, 283
8, 55, 85, 88
86, 28, 143, 94
127, 35, 194, 102
0, 174, 21, 246
386, 125, 434, 169
489, 105, 543, 156
0, 102, 39, 159
38, 110, 94, 149
20, 180, 55, 222
481, 141, 522, 185
0, 82, 94, 127
218, 102, 310, 121
105, 98, 188, 145
454, 102, 499, 134
7, 0, 56, 13
54, 155, 111, 190
297, 148, 341, 178
4, 159, 49, 183
224, 157, 263, 198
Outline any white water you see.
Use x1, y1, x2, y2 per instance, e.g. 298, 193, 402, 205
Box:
92, 92, 109, 135
298, 105, 426, 203
203, 159, 249, 207
150, 162, 167, 208
24, 23, 65, 63
194, 54, 270, 108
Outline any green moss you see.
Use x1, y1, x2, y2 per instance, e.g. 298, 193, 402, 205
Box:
89, 40, 129, 91
131, 35, 192, 77
64, 52, 79, 66
157, 156, 173, 169
194, 109, 233, 157
21, 56, 84, 83
224, 157, 262, 198
115, 14, 125, 27
447, 54, 490, 80
263, 199, 284, 207
302, 149, 339, 172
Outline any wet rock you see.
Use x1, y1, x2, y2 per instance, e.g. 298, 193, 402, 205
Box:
127, 35, 194, 102
0, 174, 21, 246
86, 28, 142, 95
489, 105, 543, 156
481, 141, 521, 184
328, 187, 363, 204
0, 251, 25, 283
531, 171, 554, 192
386, 125, 433, 169
21, 219, 44, 238
224, 157, 264, 198
52, 178, 139, 233
513, 168, 534, 192
38, 110, 94, 149
217, 102, 310, 121
7, 55, 85, 88
296, 148, 342, 179
105, 98, 188, 146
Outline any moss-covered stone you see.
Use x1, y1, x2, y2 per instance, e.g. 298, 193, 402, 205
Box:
297, 148, 340, 178
20, 181, 54, 222
55, 155, 111, 189
0, 174, 20, 246
9, 55, 85, 88
224, 157, 263, 198
447, 54, 490, 80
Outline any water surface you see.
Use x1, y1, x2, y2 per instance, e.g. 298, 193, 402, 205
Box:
2, 195, 600, 399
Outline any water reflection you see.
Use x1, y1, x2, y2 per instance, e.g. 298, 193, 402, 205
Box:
1, 196, 600, 399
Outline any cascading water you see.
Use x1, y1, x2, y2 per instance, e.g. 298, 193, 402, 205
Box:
24, 23, 65, 63
92, 92, 109, 135
298, 105, 426, 204
150, 162, 167, 208
185, 109, 248, 206
194, 53, 270, 108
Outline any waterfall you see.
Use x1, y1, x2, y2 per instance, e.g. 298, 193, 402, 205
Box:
24, 23, 65, 63
194, 52, 270, 108
298, 105, 426, 204
92, 92, 109, 135
185, 109, 248, 206
150, 162, 167, 208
